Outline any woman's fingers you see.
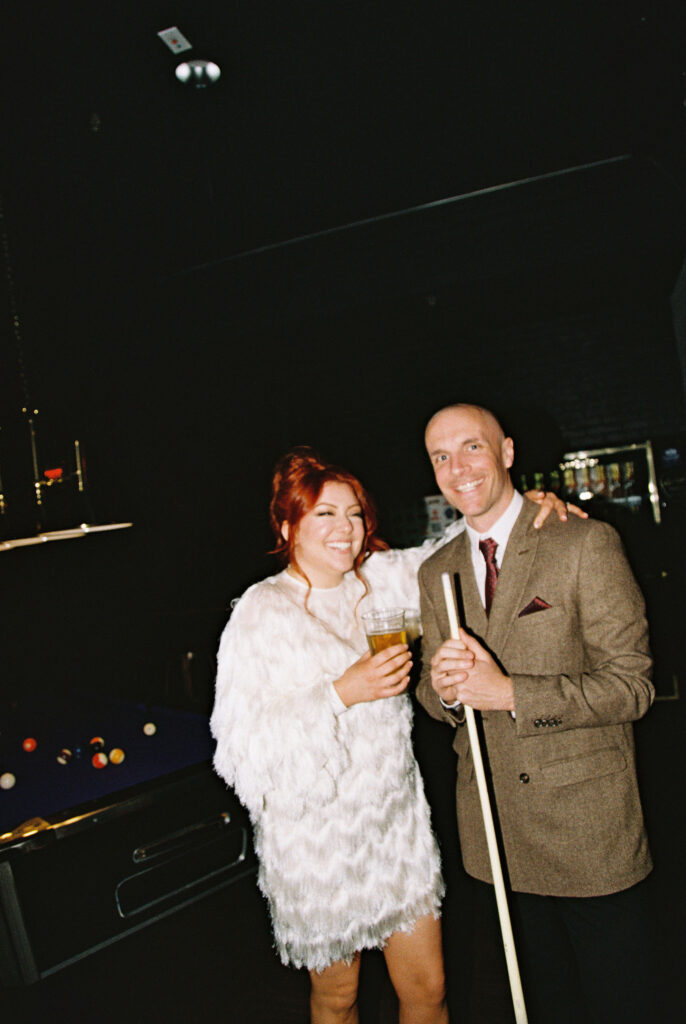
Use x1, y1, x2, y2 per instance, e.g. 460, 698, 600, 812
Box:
369, 644, 411, 677
369, 642, 409, 665
369, 645, 412, 696
378, 670, 411, 697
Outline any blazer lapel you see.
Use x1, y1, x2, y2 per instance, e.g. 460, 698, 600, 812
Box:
486, 501, 540, 650
448, 531, 489, 637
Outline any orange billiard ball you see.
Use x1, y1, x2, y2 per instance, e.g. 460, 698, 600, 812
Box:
109, 748, 125, 765
22, 737, 37, 752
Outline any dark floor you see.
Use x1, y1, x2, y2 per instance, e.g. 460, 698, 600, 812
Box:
2, 695, 684, 1023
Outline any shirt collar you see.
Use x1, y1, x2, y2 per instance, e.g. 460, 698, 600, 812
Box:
465, 489, 523, 562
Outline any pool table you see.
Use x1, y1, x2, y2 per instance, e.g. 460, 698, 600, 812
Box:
0, 691, 256, 986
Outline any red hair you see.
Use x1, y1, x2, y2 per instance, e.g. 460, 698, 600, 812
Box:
269, 447, 389, 588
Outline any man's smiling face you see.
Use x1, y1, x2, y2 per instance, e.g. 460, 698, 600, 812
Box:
425, 404, 515, 533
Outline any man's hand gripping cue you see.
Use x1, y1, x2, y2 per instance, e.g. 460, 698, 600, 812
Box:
430, 628, 515, 712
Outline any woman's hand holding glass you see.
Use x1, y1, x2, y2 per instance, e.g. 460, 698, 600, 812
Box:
334, 644, 412, 707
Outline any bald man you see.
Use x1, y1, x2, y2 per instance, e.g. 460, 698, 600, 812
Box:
417, 404, 655, 1024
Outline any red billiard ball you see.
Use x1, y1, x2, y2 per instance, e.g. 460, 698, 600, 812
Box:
91, 752, 108, 769
22, 737, 37, 752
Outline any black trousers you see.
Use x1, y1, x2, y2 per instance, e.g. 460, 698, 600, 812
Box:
471, 876, 665, 1024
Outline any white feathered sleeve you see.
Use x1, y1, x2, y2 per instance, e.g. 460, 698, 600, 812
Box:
361, 519, 466, 607
210, 580, 352, 822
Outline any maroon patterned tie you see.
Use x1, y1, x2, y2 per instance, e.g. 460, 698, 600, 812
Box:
479, 537, 499, 615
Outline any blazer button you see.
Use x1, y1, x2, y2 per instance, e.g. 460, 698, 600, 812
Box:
533, 719, 542, 728
519, 772, 530, 784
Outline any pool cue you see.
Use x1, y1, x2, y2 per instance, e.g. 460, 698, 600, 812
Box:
441, 571, 528, 1024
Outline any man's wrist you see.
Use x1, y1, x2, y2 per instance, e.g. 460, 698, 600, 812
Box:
440, 696, 462, 710
503, 676, 515, 713
440, 695, 465, 724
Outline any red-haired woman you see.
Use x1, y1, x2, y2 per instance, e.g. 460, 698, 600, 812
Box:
211, 448, 571, 1024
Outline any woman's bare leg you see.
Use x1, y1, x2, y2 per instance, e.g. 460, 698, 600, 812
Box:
383, 914, 449, 1024
309, 952, 361, 1024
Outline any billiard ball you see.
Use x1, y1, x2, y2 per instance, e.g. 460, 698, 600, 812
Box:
0, 772, 16, 790
89, 736, 105, 753
22, 737, 37, 752
91, 752, 108, 769
73, 745, 84, 759
56, 748, 73, 765
142, 722, 157, 736
109, 748, 125, 765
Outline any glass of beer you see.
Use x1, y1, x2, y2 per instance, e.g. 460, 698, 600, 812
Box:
361, 608, 408, 654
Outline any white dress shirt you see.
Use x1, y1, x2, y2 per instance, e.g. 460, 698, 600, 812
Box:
464, 489, 524, 606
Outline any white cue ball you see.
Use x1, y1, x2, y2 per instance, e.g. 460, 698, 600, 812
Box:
142, 722, 157, 736
0, 772, 16, 790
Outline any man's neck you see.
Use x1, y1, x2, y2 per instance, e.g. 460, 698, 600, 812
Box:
465, 484, 516, 534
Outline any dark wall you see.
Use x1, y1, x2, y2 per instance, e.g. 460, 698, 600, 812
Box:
3, 160, 686, 712
2, 231, 686, 713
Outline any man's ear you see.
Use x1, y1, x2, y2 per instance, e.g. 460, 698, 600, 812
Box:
503, 437, 515, 470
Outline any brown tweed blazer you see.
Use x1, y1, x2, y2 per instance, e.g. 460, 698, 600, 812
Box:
417, 498, 654, 897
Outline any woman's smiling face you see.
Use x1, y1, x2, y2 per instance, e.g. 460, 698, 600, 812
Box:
285, 480, 366, 588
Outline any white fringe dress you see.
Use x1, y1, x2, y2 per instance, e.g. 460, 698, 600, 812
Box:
210, 529, 462, 972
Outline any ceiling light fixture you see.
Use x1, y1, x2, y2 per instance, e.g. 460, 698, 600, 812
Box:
175, 59, 221, 88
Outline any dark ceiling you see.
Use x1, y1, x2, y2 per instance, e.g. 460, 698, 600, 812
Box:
3, 1, 686, 292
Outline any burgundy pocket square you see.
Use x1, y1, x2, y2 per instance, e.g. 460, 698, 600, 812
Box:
518, 597, 552, 617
